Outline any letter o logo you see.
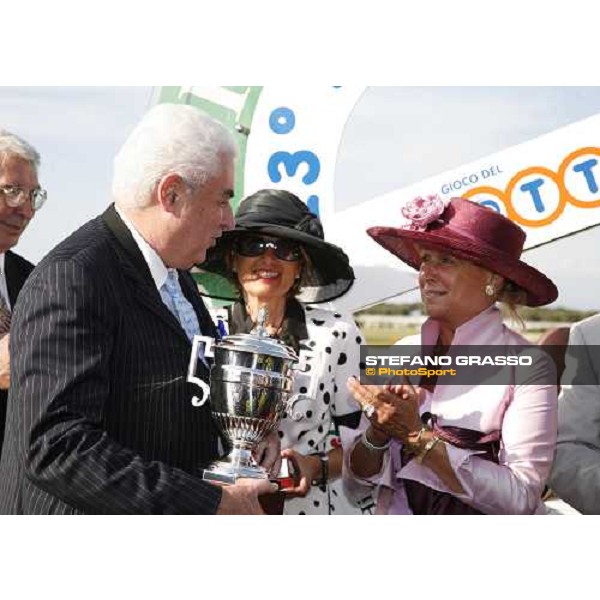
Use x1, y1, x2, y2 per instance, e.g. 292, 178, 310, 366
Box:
505, 167, 566, 227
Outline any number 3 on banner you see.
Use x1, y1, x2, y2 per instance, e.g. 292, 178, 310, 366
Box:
268, 150, 321, 185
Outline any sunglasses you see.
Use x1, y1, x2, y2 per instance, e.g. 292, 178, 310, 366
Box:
235, 236, 303, 262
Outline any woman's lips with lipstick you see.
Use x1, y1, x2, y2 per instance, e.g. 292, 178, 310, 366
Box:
253, 270, 280, 280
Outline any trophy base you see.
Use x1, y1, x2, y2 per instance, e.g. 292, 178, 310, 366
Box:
203, 461, 269, 485
203, 456, 300, 492
203, 446, 268, 485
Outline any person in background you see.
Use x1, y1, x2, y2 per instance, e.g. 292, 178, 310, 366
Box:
537, 326, 570, 391
0, 129, 46, 457
344, 196, 558, 514
549, 314, 600, 513
201, 189, 374, 514
535, 326, 579, 513
0, 104, 280, 514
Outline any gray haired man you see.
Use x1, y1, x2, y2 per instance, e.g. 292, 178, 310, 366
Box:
0, 104, 279, 514
0, 129, 46, 455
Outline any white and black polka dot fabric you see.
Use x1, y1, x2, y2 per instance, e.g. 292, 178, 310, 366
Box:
279, 305, 372, 515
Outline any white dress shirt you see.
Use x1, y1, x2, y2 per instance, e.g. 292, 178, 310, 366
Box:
115, 206, 205, 362
115, 206, 169, 293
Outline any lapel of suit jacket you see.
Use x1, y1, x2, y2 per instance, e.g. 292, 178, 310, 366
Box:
102, 204, 191, 345
5, 251, 29, 307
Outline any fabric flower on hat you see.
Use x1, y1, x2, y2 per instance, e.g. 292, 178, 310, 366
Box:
401, 194, 447, 231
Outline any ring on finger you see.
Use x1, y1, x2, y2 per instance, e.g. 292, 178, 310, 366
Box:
363, 404, 376, 418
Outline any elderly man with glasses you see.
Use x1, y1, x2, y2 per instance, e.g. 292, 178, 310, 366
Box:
0, 129, 46, 457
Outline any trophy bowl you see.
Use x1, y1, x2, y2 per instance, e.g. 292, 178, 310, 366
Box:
188, 321, 308, 485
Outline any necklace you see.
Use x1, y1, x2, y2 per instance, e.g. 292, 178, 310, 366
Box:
246, 304, 286, 338
269, 320, 285, 338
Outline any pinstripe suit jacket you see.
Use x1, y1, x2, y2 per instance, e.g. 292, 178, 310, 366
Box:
0, 250, 35, 457
0, 205, 224, 514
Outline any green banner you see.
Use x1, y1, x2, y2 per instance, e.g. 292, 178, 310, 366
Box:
158, 86, 262, 209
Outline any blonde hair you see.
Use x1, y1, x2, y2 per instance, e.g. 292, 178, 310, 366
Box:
498, 280, 527, 329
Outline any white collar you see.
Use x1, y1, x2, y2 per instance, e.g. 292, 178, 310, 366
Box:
115, 205, 170, 291
0, 253, 5, 276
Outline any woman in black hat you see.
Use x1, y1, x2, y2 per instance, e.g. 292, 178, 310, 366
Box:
201, 189, 373, 515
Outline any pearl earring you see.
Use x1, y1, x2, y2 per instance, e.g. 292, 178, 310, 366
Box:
485, 284, 495, 297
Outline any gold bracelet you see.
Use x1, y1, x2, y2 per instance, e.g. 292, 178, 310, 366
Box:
415, 435, 442, 464
404, 425, 430, 455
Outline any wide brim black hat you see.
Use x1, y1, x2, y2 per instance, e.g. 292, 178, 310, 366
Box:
199, 189, 355, 304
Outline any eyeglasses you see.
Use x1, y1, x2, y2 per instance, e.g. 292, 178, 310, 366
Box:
235, 236, 302, 262
0, 185, 47, 211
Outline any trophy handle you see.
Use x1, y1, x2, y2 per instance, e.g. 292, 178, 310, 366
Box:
294, 355, 309, 373
188, 335, 216, 407
286, 394, 312, 422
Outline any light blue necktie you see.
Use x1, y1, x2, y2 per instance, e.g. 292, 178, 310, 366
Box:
160, 269, 201, 343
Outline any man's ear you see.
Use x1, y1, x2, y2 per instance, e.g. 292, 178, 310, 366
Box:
157, 173, 185, 214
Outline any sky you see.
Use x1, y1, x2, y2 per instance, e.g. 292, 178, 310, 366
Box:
0, 87, 155, 264
1, 86, 599, 311
335, 87, 600, 311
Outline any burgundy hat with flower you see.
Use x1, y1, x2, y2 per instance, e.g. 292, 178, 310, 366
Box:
367, 195, 558, 307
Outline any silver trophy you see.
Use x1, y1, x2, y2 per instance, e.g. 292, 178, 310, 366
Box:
187, 307, 308, 484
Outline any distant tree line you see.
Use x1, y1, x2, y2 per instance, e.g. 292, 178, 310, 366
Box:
356, 303, 597, 323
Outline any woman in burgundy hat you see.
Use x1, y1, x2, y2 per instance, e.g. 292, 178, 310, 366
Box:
344, 195, 559, 514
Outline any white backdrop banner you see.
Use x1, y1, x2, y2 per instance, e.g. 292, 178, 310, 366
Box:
159, 87, 600, 311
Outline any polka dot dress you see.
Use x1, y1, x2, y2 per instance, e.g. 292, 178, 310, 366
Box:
278, 306, 373, 515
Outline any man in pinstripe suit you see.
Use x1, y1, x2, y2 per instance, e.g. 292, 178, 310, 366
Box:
0, 130, 47, 458
0, 104, 279, 514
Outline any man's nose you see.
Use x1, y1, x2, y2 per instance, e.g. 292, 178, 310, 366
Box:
223, 203, 235, 231
14, 200, 34, 220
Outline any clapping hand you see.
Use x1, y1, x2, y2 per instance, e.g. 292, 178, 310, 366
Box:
347, 376, 423, 444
